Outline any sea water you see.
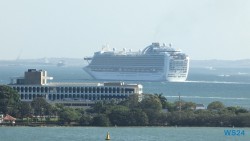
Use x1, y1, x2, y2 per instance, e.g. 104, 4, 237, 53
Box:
1, 65, 250, 108
0, 127, 249, 141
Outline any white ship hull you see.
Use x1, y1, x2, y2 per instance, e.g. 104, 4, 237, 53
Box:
166, 75, 188, 82
84, 68, 164, 81
84, 68, 188, 82
83, 43, 189, 82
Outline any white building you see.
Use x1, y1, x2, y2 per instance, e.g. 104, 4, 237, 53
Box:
8, 69, 143, 107
0, 114, 3, 123
195, 104, 206, 110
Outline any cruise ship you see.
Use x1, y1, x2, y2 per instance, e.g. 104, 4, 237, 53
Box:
84, 43, 190, 82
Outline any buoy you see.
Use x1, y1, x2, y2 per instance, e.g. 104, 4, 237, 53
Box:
105, 132, 111, 140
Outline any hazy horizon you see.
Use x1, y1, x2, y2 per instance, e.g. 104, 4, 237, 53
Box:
1, 0, 250, 60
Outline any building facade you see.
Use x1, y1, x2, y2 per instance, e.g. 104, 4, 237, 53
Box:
8, 69, 143, 106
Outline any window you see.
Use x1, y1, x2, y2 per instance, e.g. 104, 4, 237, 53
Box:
33, 87, 36, 92
25, 87, 28, 92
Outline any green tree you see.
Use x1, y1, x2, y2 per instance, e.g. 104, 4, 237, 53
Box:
207, 101, 225, 111
140, 94, 162, 110
59, 107, 81, 124
91, 101, 106, 114
0, 85, 20, 115
31, 97, 50, 117
119, 94, 140, 109
19, 102, 32, 119
108, 105, 130, 126
92, 114, 110, 126
165, 101, 175, 112
232, 113, 250, 127
140, 95, 162, 125
167, 111, 195, 126
154, 93, 168, 109
128, 108, 149, 126
193, 110, 217, 126
79, 114, 92, 126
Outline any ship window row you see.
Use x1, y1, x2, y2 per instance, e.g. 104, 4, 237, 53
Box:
94, 56, 164, 61
169, 66, 187, 69
169, 68, 187, 70
170, 65, 187, 67
12, 86, 135, 94
91, 67, 163, 72
170, 62, 187, 65
169, 70, 188, 73
168, 75, 186, 78
92, 58, 164, 66
170, 63, 187, 67
168, 74, 186, 77
169, 68, 187, 72
20, 93, 129, 101
91, 61, 164, 66
170, 66, 187, 69
170, 61, 187, 64
168, 74, 187, 76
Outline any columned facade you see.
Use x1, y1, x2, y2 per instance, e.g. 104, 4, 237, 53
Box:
8, 69, 143, 106
11, 83, 143, 102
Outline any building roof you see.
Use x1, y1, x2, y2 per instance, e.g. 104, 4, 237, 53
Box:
3, 114, 16, 121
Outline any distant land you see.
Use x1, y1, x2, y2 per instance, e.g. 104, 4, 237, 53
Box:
190, 59, 250, 68
0, 58, 250, 68
0, 58, 86, 67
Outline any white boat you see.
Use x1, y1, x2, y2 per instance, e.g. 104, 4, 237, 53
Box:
83, 42, 190, 82
57, 60, 65, 67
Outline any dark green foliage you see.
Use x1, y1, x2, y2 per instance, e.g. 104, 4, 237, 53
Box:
119, 94, 140, 109
207, 101, 225, 110
140, 94, 163, 125
127, 109, 149, 126
92, 114, 110, 126
108, 106, 130, 126
165, 101, 175, 112
154, 93, 168, 109
79, 114, 92, 126
231, 113, 250, 127
31, 97, 51, 116
0, 85, 20, 115
58, 107, 81, 124
19, 102, 32, 118
140, 94, 162, 110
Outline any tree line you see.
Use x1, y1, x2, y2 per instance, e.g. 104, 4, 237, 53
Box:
1, 85, 250, 127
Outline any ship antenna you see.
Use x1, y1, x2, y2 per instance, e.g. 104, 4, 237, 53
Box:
169, 43, 172, 47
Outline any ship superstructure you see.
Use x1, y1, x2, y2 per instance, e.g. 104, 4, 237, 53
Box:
84, 43, 189, 82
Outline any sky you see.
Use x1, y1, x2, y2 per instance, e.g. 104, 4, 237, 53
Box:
0, 0, 250, 60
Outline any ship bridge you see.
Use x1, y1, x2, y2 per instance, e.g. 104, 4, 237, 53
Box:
142, 42, 180, 55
